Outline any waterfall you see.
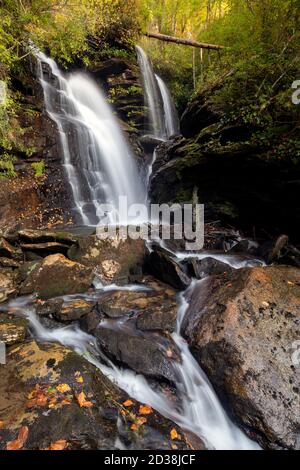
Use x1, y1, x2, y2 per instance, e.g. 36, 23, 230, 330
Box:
136, 46, 166, 139
155, 74, 180, 138
136, 46, 180, 140
35, 50, 145, 226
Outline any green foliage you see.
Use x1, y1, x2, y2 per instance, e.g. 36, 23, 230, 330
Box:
31, 160, 45, 177
0, 153, 17, 178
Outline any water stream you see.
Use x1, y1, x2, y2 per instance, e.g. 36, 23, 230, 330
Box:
35, 49, 145, 226
8, 46, 262, 449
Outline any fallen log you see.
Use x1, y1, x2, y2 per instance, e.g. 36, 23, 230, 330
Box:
144, 32, 225, 51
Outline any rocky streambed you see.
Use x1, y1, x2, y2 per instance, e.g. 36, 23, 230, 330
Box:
0, 227, 299, 450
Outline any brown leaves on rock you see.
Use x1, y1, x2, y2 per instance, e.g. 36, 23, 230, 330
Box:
139, 404, 152, 415
48, 439, 68, 450
170, 428, 181, 441
6, 426, 29, 450
75, 391, 93, 408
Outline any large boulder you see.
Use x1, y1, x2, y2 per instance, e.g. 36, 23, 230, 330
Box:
183, 266, 300, 449
68, 234, 146, 284
81, 278, 180, 382
0, 340, 189, 450
20, 254, 93, 299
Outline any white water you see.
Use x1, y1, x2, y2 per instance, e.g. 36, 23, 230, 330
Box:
136, 46, 166, 140
3, 275, 259, 450
35, 50, 145, 226
155, 74, 180, 138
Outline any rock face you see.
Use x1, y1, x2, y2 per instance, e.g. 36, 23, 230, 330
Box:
81, 278, 179, 382
20, 254, 94, 299
0, 339, 187, 450
0, 269, 17, 303
183, 266, 300, 449
144, 245, 191, 290
149, 137, 300, 239
0, 314, 28, 345
68, 234, 146, 284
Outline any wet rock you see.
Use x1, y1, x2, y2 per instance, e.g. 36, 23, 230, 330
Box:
0, 257, 20, 269
0, 340, 189, 450
183, 266, 300, 449
82, 281, 179, 382
144, 245, 191, 290
18, 229, 78, 246
185, 256, 233, 279
20, 254, 93, 299
0, 270, 17, 303
0, 314, 28, 345
0, 237, 23, 261
54, 299, 95, 322
257, 235, 289, 264
68, 233, 146, 284
36, 298, 63, 317
20, 242, 70, 257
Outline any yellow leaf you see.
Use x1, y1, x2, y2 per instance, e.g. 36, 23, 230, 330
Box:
170, 428, 180, 440
123, 399, 134, 407
76, 375, 84, 383
56, 383, 71, 393
166, 348, 173, 358
171, 444, 178, 450
130, 423, 139, 431
139, 404, 152, 415
137, 416, 147, 425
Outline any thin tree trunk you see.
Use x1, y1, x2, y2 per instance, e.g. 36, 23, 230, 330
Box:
144, 32, 225, 50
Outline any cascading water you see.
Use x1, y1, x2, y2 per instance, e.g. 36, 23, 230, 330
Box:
136, 46, 166, 140
155, 74, 180, 138
2, 273, 260, 450
11, 47, 262, 450
35, 49, 145, 226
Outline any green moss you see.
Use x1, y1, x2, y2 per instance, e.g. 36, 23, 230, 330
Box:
31, 161, 45, 177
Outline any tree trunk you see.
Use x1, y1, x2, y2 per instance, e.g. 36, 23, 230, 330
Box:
144, 32, 225, 50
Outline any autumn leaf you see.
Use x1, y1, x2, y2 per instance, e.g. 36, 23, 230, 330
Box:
170, 428, 181, 440
171, 444, 178, 450
123, 399, 133, 407
166, 348, 173, 358
75, 391, 93, 408
136, 416, 147, 425
76, 375, 84, 383
56, 383, 71, 393
7, 426, 29, 450
0, 420, 5, 429
139, 404, 152, 415
49, 439, 68, 450
130, 423, 139, 431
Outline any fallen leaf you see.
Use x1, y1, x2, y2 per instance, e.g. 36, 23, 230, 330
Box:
7, 426, 29, 450
131, 424, 138, 431
123, 399, 134, 407
136, 416, 147, 425
75, 391, 93, 408
0, 421, 5, 429
49, 439, 67, 450
139, 404, 152, 415
75, 375, 84, 384
287, 281, 295, 286
170, 428, 180, 440
171, 444, 178, 450
166, 348, 173, 358
56, 383, 71, 393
